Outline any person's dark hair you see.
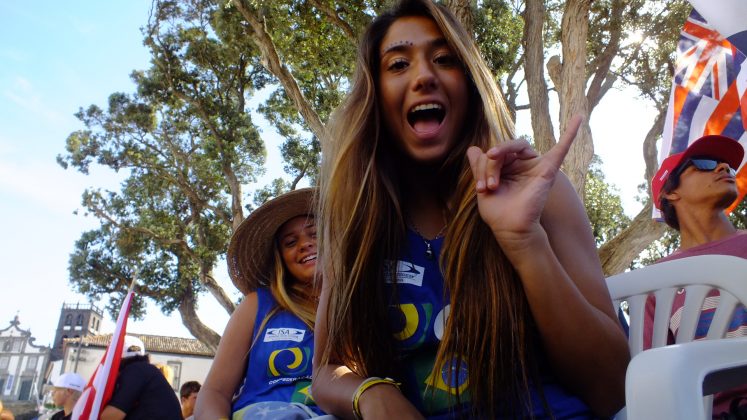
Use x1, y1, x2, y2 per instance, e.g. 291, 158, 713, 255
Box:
179, 380, 201, 399
118, 354, 150, 371
659, 166, 684, 231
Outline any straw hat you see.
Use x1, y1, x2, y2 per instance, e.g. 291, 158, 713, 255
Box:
227, 188, 316, 294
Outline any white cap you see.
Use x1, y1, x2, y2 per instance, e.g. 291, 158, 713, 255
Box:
53, 372, 86, 392
122, 335, 145, 358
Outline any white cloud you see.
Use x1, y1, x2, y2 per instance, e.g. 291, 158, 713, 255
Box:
3, 76, 68, 125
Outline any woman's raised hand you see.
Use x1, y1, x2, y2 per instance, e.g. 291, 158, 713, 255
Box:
465, 115, 583, 252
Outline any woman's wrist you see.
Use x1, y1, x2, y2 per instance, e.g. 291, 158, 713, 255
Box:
352, 377, 401, 419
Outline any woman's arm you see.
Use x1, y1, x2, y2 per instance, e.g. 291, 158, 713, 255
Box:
466, 116, 629, 416
99, 406, 126, 420
311, 278, 422, 419
194, 292, 258, 419
523, 172, 629, 415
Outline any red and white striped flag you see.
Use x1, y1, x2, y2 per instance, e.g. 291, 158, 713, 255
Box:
657, 8, 747, 218
72, 285, 135, 419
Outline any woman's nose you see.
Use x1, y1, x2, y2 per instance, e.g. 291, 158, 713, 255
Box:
413, 62, 437, 91
298, 236, 314, 251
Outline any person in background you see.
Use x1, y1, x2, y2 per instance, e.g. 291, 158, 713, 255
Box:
50, 372, 85, 420
0, 400, 15, 420
100, 335, 181, 420
195, 188, 329, 419
154, 363, 175, 388
312, 0, 629, 418
646, 134, 747, 418
179, 381, 200, 419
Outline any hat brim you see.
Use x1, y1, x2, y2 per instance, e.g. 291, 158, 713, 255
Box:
680, 134, 744, 169
227, 188, 316, 295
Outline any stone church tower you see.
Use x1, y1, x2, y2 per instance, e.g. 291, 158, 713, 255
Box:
50, 303, 103, 361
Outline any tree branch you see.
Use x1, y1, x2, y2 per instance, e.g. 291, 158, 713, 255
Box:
308, 0, 357, 42
231, 0, 326, 140
586, 0, 624, 111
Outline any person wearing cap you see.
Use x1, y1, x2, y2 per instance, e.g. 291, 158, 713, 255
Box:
195, 188, 328, 419
100, 335, 182, 420
50, 372, 85, 420
645, 134, 747, 417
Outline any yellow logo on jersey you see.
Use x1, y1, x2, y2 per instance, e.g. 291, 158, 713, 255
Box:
268, 347, 306, 377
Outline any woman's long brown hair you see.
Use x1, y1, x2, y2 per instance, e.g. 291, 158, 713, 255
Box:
319, 0, 546, 417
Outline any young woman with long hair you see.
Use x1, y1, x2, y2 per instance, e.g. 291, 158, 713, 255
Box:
312, 1, 629, 418
195, 188, 328, 419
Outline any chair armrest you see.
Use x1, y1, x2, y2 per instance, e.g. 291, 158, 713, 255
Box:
625, 337, 747, 420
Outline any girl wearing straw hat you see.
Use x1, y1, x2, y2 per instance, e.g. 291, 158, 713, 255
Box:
196, 188, 327, 419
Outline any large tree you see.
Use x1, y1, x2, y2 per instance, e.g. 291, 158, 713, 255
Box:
61, 0, 696, 347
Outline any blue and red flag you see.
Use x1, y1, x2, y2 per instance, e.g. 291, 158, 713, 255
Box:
659, 8, 747, 216
687, 0, 747, 55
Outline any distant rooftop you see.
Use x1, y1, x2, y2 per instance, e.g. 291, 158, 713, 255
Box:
63, 333, 214, 357
62, 302, 103, 315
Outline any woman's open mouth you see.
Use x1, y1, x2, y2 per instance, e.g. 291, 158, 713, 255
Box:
407, 103, 445, 135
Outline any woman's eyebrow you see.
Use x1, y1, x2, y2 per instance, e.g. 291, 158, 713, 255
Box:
381, 37, 449, 56
381, 40, 413, 55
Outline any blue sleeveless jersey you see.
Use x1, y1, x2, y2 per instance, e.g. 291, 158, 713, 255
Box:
231, 287, 322, 416
386, 230, 593, 419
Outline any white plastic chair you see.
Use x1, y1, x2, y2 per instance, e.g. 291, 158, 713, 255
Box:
606, 254, 747, 419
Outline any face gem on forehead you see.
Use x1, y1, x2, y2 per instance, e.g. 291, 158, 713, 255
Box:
382, 40, 414, 53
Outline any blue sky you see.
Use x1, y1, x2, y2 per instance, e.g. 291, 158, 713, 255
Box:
0, 1, 655, 347
0, 1, 234, 345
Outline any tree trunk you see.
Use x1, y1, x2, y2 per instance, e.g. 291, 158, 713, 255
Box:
178, 289, 221, 351
598, 201, 667, 275
558, 0, 593, 196
445, 0, 473, 34
523, 0, 556, 153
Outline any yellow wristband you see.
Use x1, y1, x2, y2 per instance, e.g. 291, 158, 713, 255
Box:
352, 377, 401, 419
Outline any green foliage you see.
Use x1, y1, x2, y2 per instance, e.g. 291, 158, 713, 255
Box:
729, 199, 747, 229
610, 0, 691, 104
632, 227, 680, 268
473, 0, 524, 76
584, 156, 631, 246
59, 0, 271, 328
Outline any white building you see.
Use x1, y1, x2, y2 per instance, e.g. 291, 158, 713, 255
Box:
60, 333, 214, 392
0, 316, 50, 402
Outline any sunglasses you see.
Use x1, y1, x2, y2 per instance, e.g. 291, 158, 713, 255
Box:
683, 157, 736, 176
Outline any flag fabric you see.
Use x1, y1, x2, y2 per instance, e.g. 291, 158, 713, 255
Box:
687, 0, 747, 54
658, 9, 747, 217
72, 290, 135, 419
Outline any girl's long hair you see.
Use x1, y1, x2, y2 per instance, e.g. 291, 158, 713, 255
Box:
319, 0, 545, 417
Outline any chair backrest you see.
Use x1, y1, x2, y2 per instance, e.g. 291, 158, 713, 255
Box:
606, 254, 747, 358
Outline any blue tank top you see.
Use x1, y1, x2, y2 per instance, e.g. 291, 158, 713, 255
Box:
231, 288, 322, 415
385, 229, 593, 419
